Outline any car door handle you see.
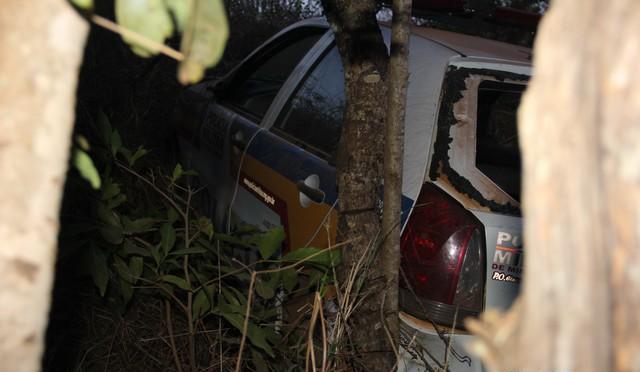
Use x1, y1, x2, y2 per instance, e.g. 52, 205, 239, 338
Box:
296, 180, 325, 204
231, 131, 247, 152
232, 136, 247, 150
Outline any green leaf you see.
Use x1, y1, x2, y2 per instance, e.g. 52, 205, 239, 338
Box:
160, 223, 176, 256
114, 255, 134, 283
120, 278, 134, 305
235, 224, 260, 235
73, 149, 101, 189
71, 0, 93, 10
227, 286, 248, 305
218, 313, 274, 357
197, 217, 214, 239
183, 169, 198, 176
256, 227, 285, 260
129, 256, 144, 284
247, 325, 274, 357
251, 348, 269, 372
162, 275, 190, 290
252, 306, 278, 323
204, 283, 217, 302
128, 146, 148, 167
255, 278, 275, 300
122, 240, 151, 257
89, 246, 109, 297
171, 163, 183, 182
97, 202, 121, 227
115, 0, 174, 57
282, 247, 341, 268
150, 244, 162, 266
99, 225, 124, 245
164, 0, 189, 31
192, 289, 211, 319
123, 217, 155, 234
119, 147, 132, 162
282, 268, 298, 293
178, 0, 229, 84
215, 299, 245, 316
106, 194, 127, 210
307, 268, 325, 288
220, 311, 244, 332
167, 207, 180, 224
221, 287, 241, 306
101, 179, 121, 201
110, 129, 122, 156
263, 327, 280, 345
97, 110, 113, 146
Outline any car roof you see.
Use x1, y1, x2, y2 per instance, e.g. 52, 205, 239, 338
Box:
295, 17, 532, 65
410, 26, 532, 64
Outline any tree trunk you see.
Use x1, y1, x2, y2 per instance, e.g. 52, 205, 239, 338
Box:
0, 1, 87, 371
321, 0, 393, 370
467, 1, 640, 371
381, 0, 412, 367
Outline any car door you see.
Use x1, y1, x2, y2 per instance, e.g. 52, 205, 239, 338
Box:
178, 25, 330, 247
231, 44, 346, 253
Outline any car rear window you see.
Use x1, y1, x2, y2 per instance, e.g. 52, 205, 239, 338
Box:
475, 81, 524, 201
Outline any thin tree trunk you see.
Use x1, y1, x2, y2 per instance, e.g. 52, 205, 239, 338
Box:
467, 1, 640, 371
0, 1, 87, 371
380, 0, 412, 364
321, 0, 393, 369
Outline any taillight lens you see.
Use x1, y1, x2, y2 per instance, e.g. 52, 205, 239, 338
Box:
400, 183, 485, 328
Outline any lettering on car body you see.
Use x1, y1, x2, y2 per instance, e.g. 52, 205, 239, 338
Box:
243, 177, 276, 206
491, 231, 523, 283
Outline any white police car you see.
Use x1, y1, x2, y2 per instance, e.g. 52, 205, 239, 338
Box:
177, 16, 530, 371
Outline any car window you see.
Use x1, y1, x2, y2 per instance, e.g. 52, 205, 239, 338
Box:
476, 81, 524, 201
273, 47, 345, 158
226, 32, 324, 120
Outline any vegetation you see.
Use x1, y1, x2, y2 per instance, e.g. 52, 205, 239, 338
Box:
51, 111, 341, 371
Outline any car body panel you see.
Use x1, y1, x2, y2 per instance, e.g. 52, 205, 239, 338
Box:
401, 34, 459, 225
472, 210, 522, 310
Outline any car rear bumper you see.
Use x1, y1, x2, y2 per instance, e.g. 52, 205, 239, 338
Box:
399, 312, 485, 372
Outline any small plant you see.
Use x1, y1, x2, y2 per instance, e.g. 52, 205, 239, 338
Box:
61, 111, 341, 371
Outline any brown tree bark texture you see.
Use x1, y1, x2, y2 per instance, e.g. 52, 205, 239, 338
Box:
467, 1, 640, 371
321, 0, 394, 370
0, 1, 87, 371
381, 0, 412, 363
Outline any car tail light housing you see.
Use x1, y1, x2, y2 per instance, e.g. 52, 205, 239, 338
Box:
400, 183, 485, 329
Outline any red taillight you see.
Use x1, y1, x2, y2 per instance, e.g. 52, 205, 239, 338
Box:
400, 183, 485, 328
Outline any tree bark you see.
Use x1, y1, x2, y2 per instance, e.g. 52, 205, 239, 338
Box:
381, 0, 412, 366
0, 1, 87, 371
321, 0, 393, 370
467, 1, 640, 371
